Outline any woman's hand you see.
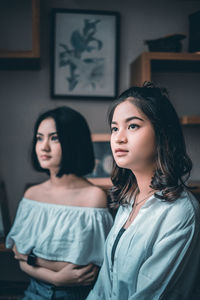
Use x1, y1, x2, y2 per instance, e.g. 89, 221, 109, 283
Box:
55, 263, 100, 287
12, 245, 27, 262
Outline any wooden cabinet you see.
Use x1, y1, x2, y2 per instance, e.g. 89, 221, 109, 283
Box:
130, 52, 200, 85
0, 0, 40, 70
130, 51, 200, 190
130, 52, 200, 126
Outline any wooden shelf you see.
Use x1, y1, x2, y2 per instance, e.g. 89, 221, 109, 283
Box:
0, 242, 11, 253
0, 0, 40, 70
189, 182, 200, 200
130, 52, 200, 86
92, 133, 110, 142
180, 116, 200, 125
88, 178, 112, 189
130, 52, 200, 125
189, 182, 200, 192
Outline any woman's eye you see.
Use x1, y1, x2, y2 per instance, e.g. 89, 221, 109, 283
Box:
36, 136, 42, 141
128, 124, 139, 130
111, 127, 118, 133
51, 135, 59, 141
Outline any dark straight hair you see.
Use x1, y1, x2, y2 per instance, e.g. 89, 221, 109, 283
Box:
108, 82, 192, 207
31, 106, 94, 177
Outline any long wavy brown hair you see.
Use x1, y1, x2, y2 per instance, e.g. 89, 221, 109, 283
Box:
108, 82, 192, 208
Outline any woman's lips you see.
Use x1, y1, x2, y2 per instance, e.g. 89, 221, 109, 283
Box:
40, 155, 51, 160
115, 148, 128, 153
115, 149, 129, 156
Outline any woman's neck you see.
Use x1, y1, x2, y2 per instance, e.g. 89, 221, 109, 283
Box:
133, 169, 155, 196
49, 171, 81, 188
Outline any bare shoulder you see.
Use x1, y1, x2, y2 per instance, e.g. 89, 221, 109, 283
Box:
86, 185, 108, 208
24, 181, 48, 200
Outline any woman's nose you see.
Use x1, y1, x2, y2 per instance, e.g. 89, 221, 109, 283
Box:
115, 130, 127, 143
41, 139, 50, 151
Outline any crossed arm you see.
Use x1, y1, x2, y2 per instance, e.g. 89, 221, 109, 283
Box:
13, 245, 99, 287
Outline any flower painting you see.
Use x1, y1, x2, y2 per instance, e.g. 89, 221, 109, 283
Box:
51, 9, 119, 99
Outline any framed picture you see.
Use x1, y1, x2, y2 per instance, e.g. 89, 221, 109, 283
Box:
51, 9, 120, 99
87, 134, 112, 187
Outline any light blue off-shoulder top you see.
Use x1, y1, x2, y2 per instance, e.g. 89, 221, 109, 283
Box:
6, 198, 113, 266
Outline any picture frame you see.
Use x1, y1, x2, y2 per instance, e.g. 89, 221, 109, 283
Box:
87, 134, 112, 188
51, 9, 120, 100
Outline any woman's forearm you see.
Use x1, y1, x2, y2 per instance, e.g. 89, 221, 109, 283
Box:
36, 257, 67, 271
19, 261, 99, 287
14, 244, 99, 286
13, 244, 68, 271
19, 261, 59, 285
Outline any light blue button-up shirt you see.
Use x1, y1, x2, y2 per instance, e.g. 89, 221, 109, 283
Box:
87, 190, 200, 299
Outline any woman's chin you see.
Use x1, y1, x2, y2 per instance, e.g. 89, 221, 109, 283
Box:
116, 161, 130, 169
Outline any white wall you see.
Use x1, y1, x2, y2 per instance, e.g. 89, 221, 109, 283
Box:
0, 0, 200, 222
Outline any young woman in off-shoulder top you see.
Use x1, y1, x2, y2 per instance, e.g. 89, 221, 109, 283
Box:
6, 106, 113, 300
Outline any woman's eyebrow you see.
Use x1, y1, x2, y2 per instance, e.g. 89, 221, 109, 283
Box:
36, 132, 57, 136
111, 116, 144, 125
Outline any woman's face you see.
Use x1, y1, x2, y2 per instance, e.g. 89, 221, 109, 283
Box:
35, 118, 62, 172
110, 99, 156, 173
